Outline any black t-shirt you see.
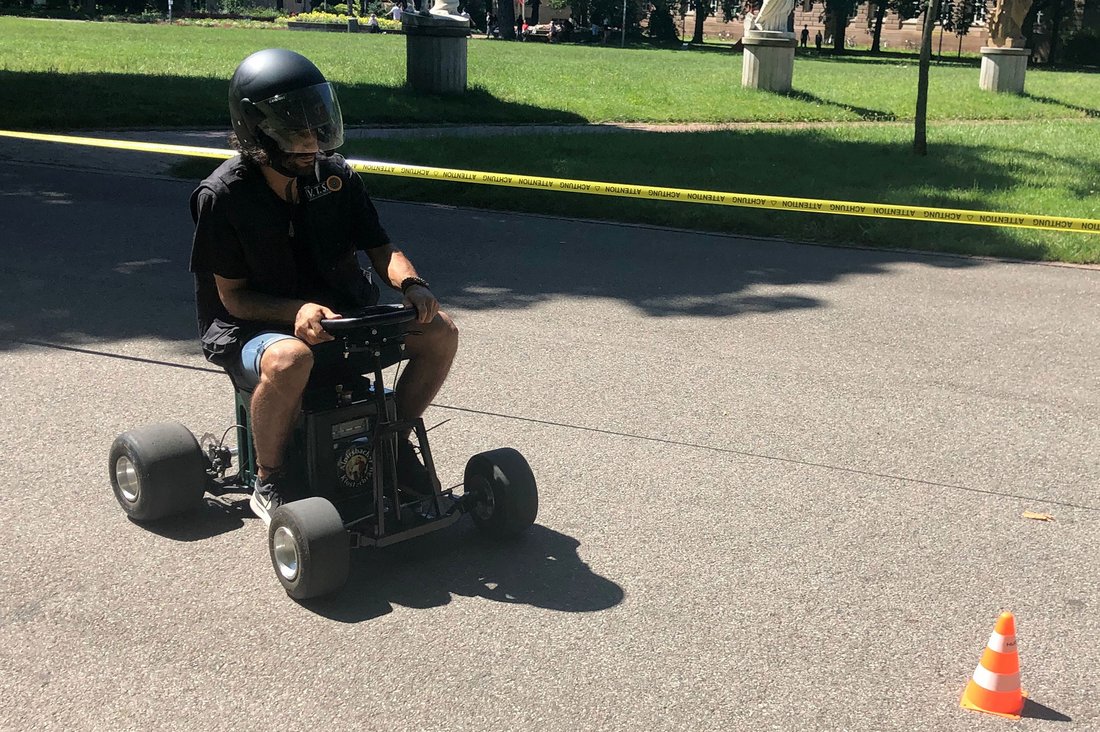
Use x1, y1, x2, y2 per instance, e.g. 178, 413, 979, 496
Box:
287, 199, 327, 302
188, 154, 391, 348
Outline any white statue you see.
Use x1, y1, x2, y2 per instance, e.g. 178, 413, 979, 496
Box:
988, 0, 1034, 47
403, 0, 467, 25
750, 0, 796, 32
429, 0, 465, 20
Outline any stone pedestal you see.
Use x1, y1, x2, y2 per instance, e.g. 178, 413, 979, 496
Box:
403, 12, 470, 95
741, 31, 797, 93
979, 46, 1029, 93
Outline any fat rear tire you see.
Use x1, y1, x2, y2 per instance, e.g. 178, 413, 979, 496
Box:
465, 448, 538, 538
108, 422, 207, 522
268, 498, 349, 600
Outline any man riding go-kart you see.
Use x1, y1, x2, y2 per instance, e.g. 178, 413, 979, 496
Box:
189, 48, 458, 523
107, 49, 538, 600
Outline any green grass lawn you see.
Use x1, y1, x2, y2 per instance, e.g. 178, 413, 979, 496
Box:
4, 17, 1098, 261
173, 119, 1100, 263
1, 17, 1099, 128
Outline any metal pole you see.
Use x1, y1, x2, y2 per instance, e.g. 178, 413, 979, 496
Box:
620, 0, 626, 46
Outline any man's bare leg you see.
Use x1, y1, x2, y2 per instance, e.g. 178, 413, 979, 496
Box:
396, 311, 459, 432
250, 339, 313, 480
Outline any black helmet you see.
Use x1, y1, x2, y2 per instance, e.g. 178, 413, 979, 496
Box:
228, 49, 344, 156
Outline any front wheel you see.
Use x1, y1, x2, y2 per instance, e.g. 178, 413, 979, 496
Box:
464, 448, 538, 538
268, 498, 349, 600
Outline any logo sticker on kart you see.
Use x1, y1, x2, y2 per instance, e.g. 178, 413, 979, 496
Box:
338, 445, 373, 488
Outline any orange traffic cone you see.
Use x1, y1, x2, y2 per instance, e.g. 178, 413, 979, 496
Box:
960, 612, 1027, 719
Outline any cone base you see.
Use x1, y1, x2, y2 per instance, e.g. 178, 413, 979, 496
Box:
960, 689, 1027, 720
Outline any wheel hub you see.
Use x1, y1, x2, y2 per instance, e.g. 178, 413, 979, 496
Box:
470, 477, 495, 520
272, 526, 300, 581
115, 456, 140, 503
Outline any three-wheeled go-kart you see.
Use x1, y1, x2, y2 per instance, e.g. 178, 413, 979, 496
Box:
108, 305, 538, 599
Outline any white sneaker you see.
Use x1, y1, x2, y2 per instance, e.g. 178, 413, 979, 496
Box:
249, 474, 287, 526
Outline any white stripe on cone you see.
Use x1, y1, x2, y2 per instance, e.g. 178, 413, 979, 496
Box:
972, 664, 1021, 693
987, 631, 1018, 654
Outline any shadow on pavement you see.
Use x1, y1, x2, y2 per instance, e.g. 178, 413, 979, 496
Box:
303, 523, 625, 622
1021, 697, 1073, 722
0, 153, 993, 352
137, 496, 251, 542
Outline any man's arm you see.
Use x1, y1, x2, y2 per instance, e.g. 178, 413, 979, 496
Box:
365, 244, 439, 324
215, 275, 339, 345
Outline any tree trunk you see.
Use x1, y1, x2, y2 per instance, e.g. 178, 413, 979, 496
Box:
871, 1, 887, 52
691, 4, 707, 43
1048, 0, 1065, 63
1021, 1, 1040, 53
914, 0, 938, 156
832, 7, 846, 50
498, 0, 516, 39
1072, 0, 1086, 30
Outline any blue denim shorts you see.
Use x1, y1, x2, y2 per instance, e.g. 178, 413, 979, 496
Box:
237, 331, 299, 390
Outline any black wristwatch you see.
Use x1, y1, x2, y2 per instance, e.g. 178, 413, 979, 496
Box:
400, 276, 431, 294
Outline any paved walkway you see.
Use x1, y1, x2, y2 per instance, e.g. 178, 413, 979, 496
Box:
2, 160, 1098, 731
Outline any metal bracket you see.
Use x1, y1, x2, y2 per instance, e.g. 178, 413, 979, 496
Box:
348, 531, 378, 549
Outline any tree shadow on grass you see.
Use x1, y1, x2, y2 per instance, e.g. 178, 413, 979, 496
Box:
1021, 92, 1100, 118
0, 70, 589, 131
784, 90, 897, 121
343, 126, 1094, 280
810, 49, 982, 68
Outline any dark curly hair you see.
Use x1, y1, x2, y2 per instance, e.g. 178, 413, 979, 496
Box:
228, 131, 268, 168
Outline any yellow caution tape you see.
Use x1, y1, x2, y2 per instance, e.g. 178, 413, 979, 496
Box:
3, 129, 1098, 235
355, 160, 1100, 234
0, 129, 235, 161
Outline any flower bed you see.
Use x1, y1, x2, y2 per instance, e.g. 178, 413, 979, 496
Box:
287, 11, 401, 32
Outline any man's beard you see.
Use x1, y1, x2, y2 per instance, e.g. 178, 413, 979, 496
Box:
285, 153, 318, 177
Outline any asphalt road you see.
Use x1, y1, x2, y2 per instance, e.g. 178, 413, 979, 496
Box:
1, 157, 1097, 732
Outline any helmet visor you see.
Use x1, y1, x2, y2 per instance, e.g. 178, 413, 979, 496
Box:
253, 82, 344, 153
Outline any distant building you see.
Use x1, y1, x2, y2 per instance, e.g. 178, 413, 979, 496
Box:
544, 0, 1100, 59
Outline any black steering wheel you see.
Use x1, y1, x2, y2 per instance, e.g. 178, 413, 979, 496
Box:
320, 304, 418, 334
